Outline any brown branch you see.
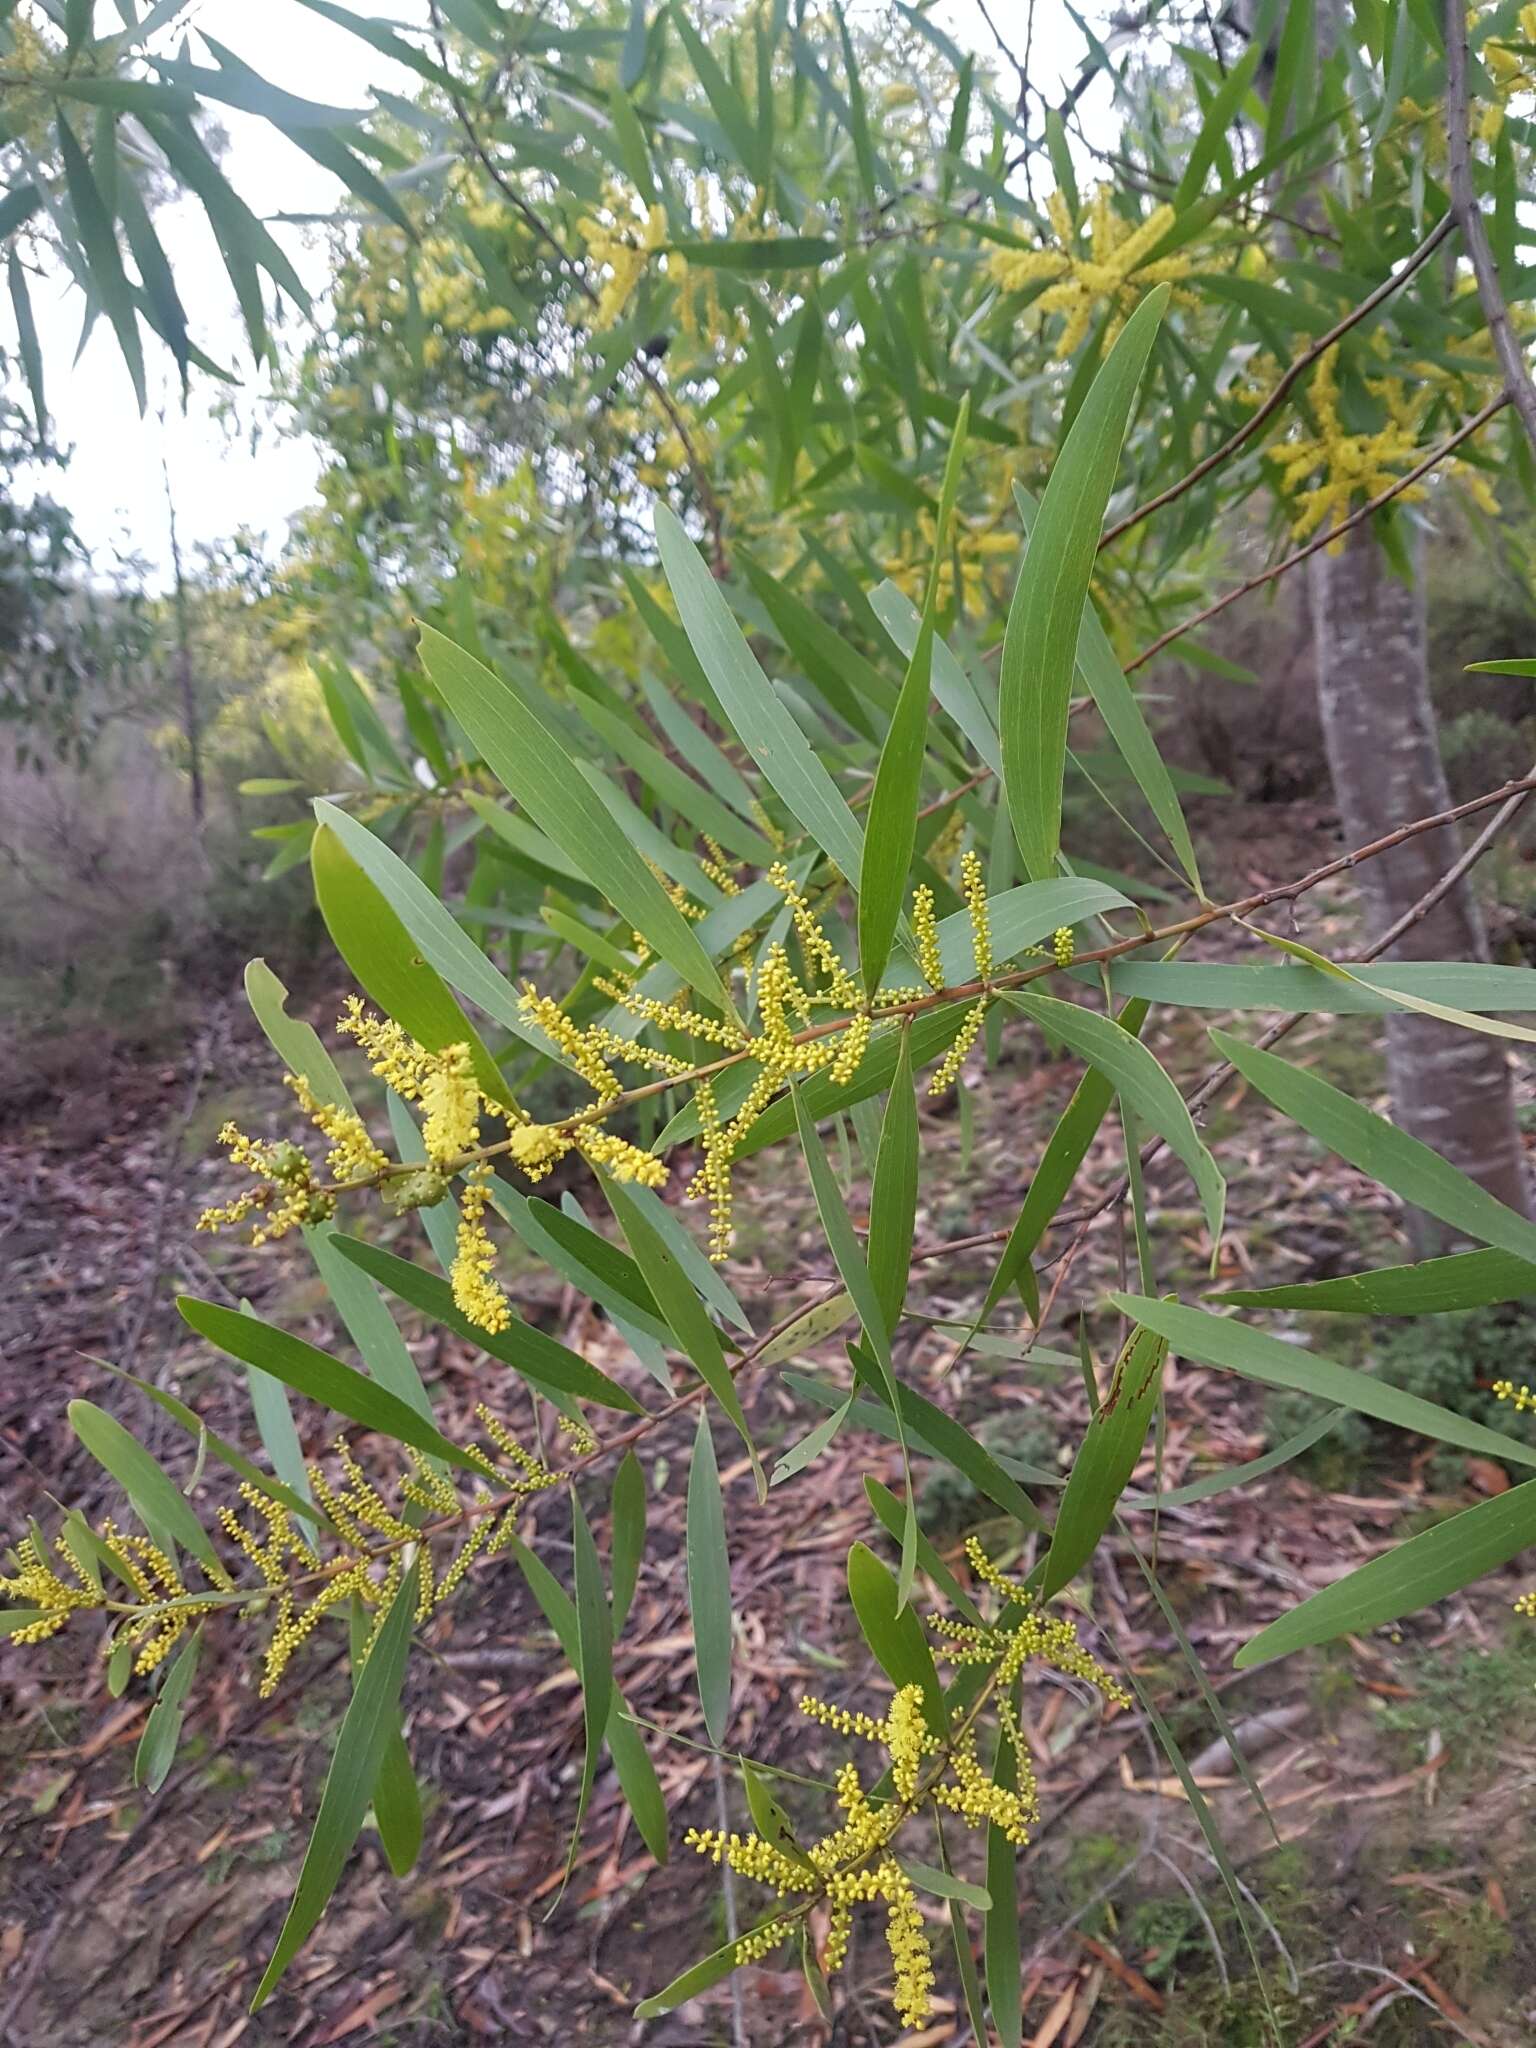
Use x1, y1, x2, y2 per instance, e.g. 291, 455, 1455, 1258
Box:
1444, 6, 1536, 455
1102, 213, 1455, 551
1125, 393, 1510, 674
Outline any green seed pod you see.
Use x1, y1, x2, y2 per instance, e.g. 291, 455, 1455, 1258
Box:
381, 1168, 452, 1215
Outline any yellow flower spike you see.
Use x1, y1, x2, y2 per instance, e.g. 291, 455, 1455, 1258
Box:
574, 1126, 668, 1187
912, 883, 945, 990
1052, 924, 1076, 968
197, 1119, 334, 1246
693, 1076, 737, 1262
881, 1862, 936, 2028
699, 836, 743, 896
1494, 1378, 1536, 1412
452, 1164, 513, 1334
592, 978, 748, 1051
504, 1122, 573, 1182
769, 862, 861, 1007
519, 985, 626, 1099
418, 1042, 483, 1165
830, 1011, 872, 1087
285, 1073, 389, 1185
798, 1693, 888, 1743
928, 998, 988, 1095
960, 849, 992, 980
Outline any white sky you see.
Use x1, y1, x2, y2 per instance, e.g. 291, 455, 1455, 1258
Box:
17, 0, 1109, 585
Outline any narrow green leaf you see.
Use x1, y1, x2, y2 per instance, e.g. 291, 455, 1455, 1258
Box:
901, 1860, 991, 1910
1007, 991, 1224, 1244
1174, 37, 1264, 207
328, 1236, 646, 1415
243, 958, 355, 1115
575, 696, 774, 865
505, 1536, 668, 1863
770, 1393, 854, 1487
372, 1729, 422, 1877
671, 3, 765, 178
975, 999, 1151, 1330
8, 253, 45, 437
834, 2, 878, 201
604, 1179, 762, 1488
1211, 1030, 1536, 1264
83, 1354, 316, 1528
1038, 1324, 1166, 1600
312, 803, 536, 1054
620, 0, 649, 90
252, 1561, 418, 2008
68, 1400, 219, 1572
811, 1365, 1048, 1532
622, 1182, 753, 1335
1123, 1527, 1276, 1841
755, 1291, 856, 1369
296, 0, 456, 86
57, 114, 144, 408
863, 1478, 984, 1626
859, 400, 969, 992
984, 1732, 1023, 2048
654, 505, 865, 881
306, 1223, 436, 1424
1130, 1408, 1341, 1509
635, 1929, 763, 2018
243, 1352, 314, 1521
1239, 1476, 1536, 1667
570, 1494, 614, 1853
1014, 483, 1201, 892
345, 1600, 420, 1878
134, 1625, 201, 1793
1218, 1246, 1536, 1315
794, 1086, 918, 1605
1236, 924, 1536, 1049
418, 627, 734, 1016
1111, 1293, 1536, 1470
868, 1027, 919, 1337
175, 1297, 485, 1472
492, 1187, 671, 1353
742, 548, 897, 737
611, 1450, 646, 1633
1103, 959, 1536, 1013
309, 828, 514, 1108
846, 1541, 945, 1729
741, 1756, 814, 1869
687, 1411, 733, 1745
999, 287, 1167, 878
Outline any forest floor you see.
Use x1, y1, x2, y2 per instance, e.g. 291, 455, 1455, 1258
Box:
2, 801, 1535, 2048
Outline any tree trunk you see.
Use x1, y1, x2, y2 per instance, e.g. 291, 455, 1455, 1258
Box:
1309, 523, 1528, 1244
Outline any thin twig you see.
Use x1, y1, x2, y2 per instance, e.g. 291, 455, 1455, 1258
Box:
1125, 394, 1510, 674
1103, 213, 1455, 550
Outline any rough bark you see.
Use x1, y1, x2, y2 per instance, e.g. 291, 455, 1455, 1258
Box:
1309, 523, 1529, 1243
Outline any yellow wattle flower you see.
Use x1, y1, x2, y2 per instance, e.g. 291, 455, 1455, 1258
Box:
988, 183, 1193, 357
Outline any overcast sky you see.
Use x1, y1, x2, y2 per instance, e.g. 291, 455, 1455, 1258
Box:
18, 0, 1108, 585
